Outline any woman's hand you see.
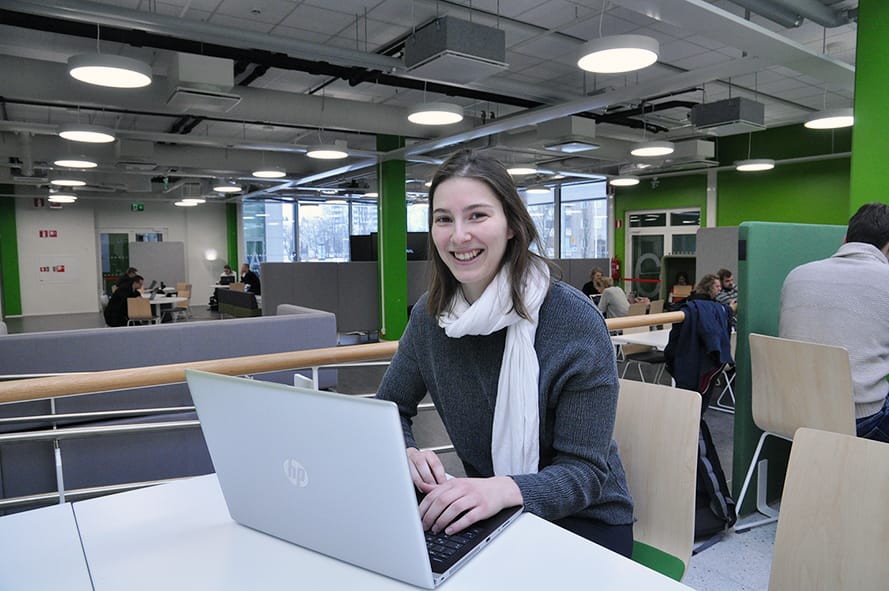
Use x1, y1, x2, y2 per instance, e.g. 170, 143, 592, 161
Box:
418, 476, 522, 535
406, 447, 447, 489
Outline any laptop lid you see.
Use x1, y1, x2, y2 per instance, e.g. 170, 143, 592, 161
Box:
186, 370, 438, 588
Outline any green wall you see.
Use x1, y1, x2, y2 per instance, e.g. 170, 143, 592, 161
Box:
613, 123, 853, 257
849, 0, 889, 212
0, 195, 22, 316
717, 159, 850, 227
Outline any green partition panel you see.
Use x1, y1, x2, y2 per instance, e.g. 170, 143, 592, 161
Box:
733, 222, 846, 513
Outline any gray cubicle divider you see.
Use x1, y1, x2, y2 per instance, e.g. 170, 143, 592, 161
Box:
129, 242, 186, 287
263, 258, 607, 333
696, 227, 739, 281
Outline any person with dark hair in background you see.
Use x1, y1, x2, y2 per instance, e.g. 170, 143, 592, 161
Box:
240, 262, 261, 295
220, 264, 236, 282
104, 275, 144, 327
114, 267, 138, 290
581, 266, 605, 297
780, 203, 889, 443
375, 149, 634, 557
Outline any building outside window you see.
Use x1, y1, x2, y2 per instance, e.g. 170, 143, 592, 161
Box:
560, 181, 608, 258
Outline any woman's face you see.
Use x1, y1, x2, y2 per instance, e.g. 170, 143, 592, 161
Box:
431, 177, 514, 303
709, 280, 722, 299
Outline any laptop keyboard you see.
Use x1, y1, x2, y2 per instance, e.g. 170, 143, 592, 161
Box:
424, 525, 481, 566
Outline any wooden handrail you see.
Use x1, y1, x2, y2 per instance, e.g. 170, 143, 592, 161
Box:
0, 341, 398, 405
0, 311, 685, 405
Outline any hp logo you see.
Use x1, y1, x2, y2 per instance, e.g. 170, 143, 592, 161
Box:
283, 459, 309, 487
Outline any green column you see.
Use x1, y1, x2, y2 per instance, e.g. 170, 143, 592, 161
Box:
377, 135, 408, 340
849, 1, 889, 213
0, 195, 22, 316
226, 203, 239, 268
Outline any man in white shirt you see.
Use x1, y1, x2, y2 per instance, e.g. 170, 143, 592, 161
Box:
779, 203, 889, 443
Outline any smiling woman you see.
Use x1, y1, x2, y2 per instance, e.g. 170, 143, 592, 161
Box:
375, 149, 636, 558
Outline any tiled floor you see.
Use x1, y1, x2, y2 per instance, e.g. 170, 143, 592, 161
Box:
3, 311, 776, 589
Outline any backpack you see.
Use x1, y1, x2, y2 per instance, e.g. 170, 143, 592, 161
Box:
695, 417, 737, 540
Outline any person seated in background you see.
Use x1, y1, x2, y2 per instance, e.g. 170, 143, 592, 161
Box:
715, 268, 738, 307
780, 202, 889, 443
104, 275, 144, 327
675, 271, 689, 287
687, 274, 737, 313
669, 271, 692, 304
581, 266, 605, 297
597, 276, 631, 319
219, 264, 236, 284
240, 262, 261, 295
114, 267, 138, 290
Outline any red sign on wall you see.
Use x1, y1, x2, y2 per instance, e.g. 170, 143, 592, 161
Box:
38, 229, 59, 238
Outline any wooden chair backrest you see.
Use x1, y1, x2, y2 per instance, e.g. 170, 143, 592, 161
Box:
648, 299, 664, 315
175, 282, 191, 293
614, 379, 701, 573
769, 428, 889, 590
127, 297, 152, 320
672, 285, 692, 298
748, 333, 856, 439
175, 290, 191, 309
229, 282, 245, 292
627, 301, 648, 316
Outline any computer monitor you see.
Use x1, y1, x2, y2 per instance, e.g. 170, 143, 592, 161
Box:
219, 275, 235, 285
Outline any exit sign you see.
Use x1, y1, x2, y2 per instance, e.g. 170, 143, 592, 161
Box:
131, 203, 144, 212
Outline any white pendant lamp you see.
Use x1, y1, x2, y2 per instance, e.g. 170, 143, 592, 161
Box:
507, 165, 538, 176
577, 35, 660, 74
735, 158, 775, 172
251, 167, 286, 179
48, 193, 78, 204
609, 176, 640, 187
408, 102, 464, 125
67, 54, 152, 89
174, 200, 199, 207
54, 157, 98, 169
630, 140, 674, 157
306, 143, 349, 160
58, 124, 116, 144
50, 178, 87, 187
180, 198, 206, 205
213, 180, 242, 193
804, 107, 854, 130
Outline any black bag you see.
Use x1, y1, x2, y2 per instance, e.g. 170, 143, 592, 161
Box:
695, 417, 737, 539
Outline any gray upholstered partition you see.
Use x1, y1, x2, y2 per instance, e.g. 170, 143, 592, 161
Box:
0, 311, 338, 507
265, 259, 607, 332
696, 227, 739, 280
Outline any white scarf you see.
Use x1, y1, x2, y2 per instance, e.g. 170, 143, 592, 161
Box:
438, 261, 550, 475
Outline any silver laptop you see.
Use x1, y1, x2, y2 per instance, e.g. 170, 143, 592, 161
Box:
185, 370, 521, 588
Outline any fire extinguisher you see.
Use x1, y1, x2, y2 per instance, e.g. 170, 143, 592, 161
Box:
611, 256, 621, 281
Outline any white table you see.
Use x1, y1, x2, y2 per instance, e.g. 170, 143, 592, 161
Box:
0, 503, 93, 591
611, 328, 671, 351
67, 475, 692, 591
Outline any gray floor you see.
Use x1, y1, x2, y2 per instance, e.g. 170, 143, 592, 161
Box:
3, 311, 775, 589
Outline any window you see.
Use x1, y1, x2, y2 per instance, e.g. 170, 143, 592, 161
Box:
560, 181, 608, 258
524, 190, 555, 257
625, 207, 701, 299
242, 201, 295, 269
298, 202, 349, 261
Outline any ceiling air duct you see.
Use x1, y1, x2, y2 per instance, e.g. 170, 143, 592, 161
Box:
404, 16, 508, 85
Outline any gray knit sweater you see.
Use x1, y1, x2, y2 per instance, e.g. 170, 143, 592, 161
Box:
780, 242, 889, 419
376, 280, 634, 526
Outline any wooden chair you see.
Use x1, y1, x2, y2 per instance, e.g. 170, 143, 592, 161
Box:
126, 298, 156, 326
735, 334, 856, 532
164, 289, 191, 322
175, 282, 191, 294
229, 282, 245, 292
768, 427, 889, 590
613, 379, 701, 581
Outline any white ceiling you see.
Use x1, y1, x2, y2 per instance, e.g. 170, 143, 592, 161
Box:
0, 0, 858, 202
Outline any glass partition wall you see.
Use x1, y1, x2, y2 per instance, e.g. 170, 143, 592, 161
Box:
241, 180, 608, 266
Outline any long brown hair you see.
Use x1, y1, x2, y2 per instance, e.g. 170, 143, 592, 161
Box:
425, 149, 556, 320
